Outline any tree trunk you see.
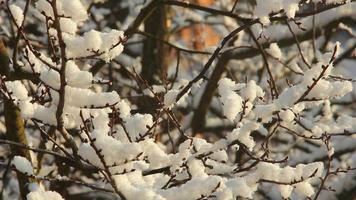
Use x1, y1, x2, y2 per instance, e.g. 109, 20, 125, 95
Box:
1, 40, 32, 200
140, 6, 171, 114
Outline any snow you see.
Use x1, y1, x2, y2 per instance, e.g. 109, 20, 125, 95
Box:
227, 122, 260, 151
12, 156, 33, 175
289, 62, 304, 74
35, 0, 54, 18
279, 185, 293, 199
78, 143, 102, 167
124, 113, 153, 141
139, 139, 170, 169
2, 0, 356, 199
27, 188, 64, 200
59, 18, 77, 34
159, 176, 222, 200
225, 178, 253, 198
91, 110, 110, 133
18, 101, 34, 119
301, 162, 324, 178
245, 162, 325, 198
36, 0, 87, 23
255, 2, 356, 41
40, 61, 93, 90
51, 86, 120, 108
91, 131, 144, 166
240, 80, 264, 102
65, 61, 93, 88
279, 109, 295, 123
117, 100, 131, 118
164, 89, 179, 108
79, 134, 169, 171
61, 0, 88, 23
63, 30, 102, 58
277, 86, 304, 107
323, 0, 350, 4
9, 4, 24, 26
39, 69, 60, 90
251, 49, 353, 125
218, 78, 243, 121
187, 159, 206, 177
253, 104, 278, 123
267, 43, 282, 60
32, 104, 57, 126
64, 29, 124, 61
218, 78, 265, 122
284, 2, 299, 18
4, 81, 28, 101
338, 23, 354, 36
279, 166, 296, 183
295, 181, 315, 197
254, 0, 300, 25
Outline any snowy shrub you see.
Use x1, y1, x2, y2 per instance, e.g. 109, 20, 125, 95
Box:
0, 0, 355, 199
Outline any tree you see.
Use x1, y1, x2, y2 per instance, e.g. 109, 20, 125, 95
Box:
0, 0, 355, 199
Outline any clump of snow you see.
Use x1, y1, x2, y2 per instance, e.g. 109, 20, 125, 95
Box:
227, 122, 260, 151
59, 18, 77, 34
254, 0, 300, 25
12, 156, 33, 175
164, 89, 179, 108
295, 181, 315, 197
60, 0, 88, 23
240, 80, 264, 102
63, 29, 124, 61
51, 86, 120, 108
164, 88, 189, 108
279, 109, 295, 123
5, 81, 29, 101
27, 188, 64, 200
9, 4, 24, 26
65, 61, 93, 88
124, 113, 153, 140
289, 62, 304, 74
225, 177, 253, 198
117, 100, 131, 119
218, 78, 243, 121
267, 43, 282, 59
35, 0, 88, 23
39, 69, 60, 90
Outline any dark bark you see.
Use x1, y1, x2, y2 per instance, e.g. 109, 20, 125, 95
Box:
140, 5, 171, 114
1, 40, 33, 200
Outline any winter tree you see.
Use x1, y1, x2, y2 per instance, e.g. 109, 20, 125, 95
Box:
0, 0, 355, 199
